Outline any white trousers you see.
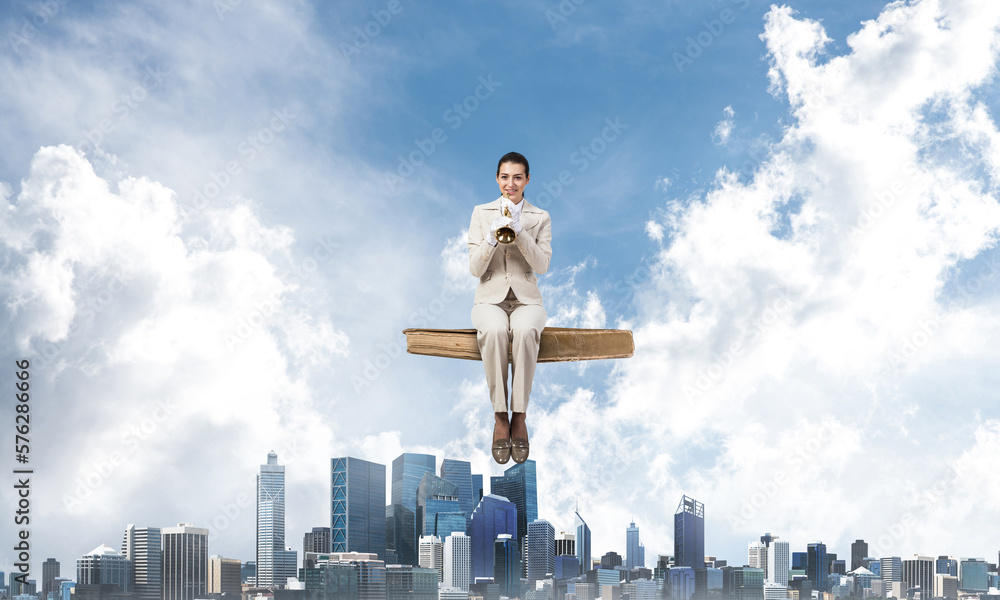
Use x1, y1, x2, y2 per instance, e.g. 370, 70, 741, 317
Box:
471, 289, 547, 413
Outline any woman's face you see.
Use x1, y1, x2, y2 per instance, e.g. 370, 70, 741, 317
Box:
496, 162, 530, 203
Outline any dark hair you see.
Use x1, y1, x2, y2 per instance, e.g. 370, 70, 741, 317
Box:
497, 151, 529, 177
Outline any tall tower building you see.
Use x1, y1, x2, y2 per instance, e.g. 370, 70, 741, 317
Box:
903, 555, 934, 598
207, 556, 241, 595
555, 532, 575, 558
416, 472, 463, 538
303, 527, 331, 555
575, 509, 592, 576
674, 496, 705, 569
527, 519, 555, 584
494, 534, 522, 599
490, 460, 538, 549
807, 542, 828, 593
331, 456, 387, 559
389, 453, 435, 566
418, 535, 444, 581
42, 558, 60, 597
468, 494, 518, 581
257, 451, 285, 587
768, 540, 790, 586
162, 524, 208, 600
77, 545, 130, 591
443, 533, 471, 592
881, 557, 902, 584
851, 540, 869, 572
749, 542, 767, 575
122, 525, 162, 600
627, 521, 642, 570
440, 459, 475, 518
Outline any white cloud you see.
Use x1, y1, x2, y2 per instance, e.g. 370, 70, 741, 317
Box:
712, 105, 736, 145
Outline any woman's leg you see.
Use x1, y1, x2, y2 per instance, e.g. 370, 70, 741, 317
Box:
471, 303, 512, 414
509, 303, 547, 414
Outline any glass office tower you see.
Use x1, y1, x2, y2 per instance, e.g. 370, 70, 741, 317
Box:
469, 494, 517, 581
390, 453, 435, 566
674, 496, 705, 569
490, 460, 537, 547
330, 457, 387, 559
807, 543, 828, 593
257, 451, 285, 586
575, 510, 591, 576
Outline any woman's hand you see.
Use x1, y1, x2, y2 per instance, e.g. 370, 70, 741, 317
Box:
489, 215, 514, 245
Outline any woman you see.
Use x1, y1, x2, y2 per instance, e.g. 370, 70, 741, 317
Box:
468, 151, 552, 464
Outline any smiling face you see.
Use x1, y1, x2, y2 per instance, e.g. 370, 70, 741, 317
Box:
496, 161, 530, 204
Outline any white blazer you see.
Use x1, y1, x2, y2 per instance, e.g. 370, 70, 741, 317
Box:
468, 197, 552, 306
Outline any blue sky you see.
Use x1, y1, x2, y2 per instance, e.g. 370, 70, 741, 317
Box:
2, 0, 1000, 582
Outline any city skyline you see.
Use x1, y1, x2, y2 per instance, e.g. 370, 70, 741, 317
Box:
3, 0, 1000, 585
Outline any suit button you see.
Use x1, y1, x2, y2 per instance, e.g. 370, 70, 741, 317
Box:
506, 254, 510, 258
506, 273, 511, 277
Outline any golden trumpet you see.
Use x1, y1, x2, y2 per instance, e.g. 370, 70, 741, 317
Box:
496, 194, 517, 244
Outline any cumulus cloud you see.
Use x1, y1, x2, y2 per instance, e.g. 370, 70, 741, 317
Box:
712, 105, 736, 145
528, 0, 1000, 560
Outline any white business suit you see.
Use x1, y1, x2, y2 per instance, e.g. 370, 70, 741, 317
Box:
468, 197, 552, 412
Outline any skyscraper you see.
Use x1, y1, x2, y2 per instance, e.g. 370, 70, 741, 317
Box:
490, 460, 538, 548
304, 527, 331, 555
42, 558, 60, 597
162, 524, 208, 600
902, 555, 934, 598
936, 556, 958, 577
749, 542, 766, 575
959, 558, 988, 592
881, 556, 902, 585
418, 535, 444, 581
527, 519, 555, 584
416, 472, 462, 538
807, 543, 828, 593
443, 533, 471, 592
555, 532, 575, 558
627, 521, 642, 570
122, 525, 162, 600
575, 509, 592, 576
468, 494, 518, 581
440, 459, 475, 518
76, 545, 130, 591
207, 556, 241, 595
767, 541, 790, 586
851, 540, 868, 572
494, 534, 522, 599
674, 496, 705, 569
331, 456, 387, 559
257, 451, 285, 587
390, 453, 435, 566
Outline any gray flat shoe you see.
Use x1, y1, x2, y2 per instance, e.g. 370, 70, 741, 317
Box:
511, 437, 529, 463
492, 438, 511, 464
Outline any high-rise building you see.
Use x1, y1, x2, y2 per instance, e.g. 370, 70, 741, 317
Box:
207, 556, 241, 595
627, 522, 643, 570
881, 557, 902, 584
331, 457, 387, 559
471, 474, 483, 505
122, 525, 162, 600
77, 545, 130, 591
749, 542, 767, 575
669, 566, 697, 600
490, 460, 538, 548
555, 532, 575, 558
768, 541, 790, 586
935, 574, 959, 599
494, 534, 522, 600
555, 555, 580, 581
390, 453, 435, 566
257, 451, 286, 587
162, 524, 208, 600
325, 552, 386, 600
468, 494, 517, 581
674, 496, 705, 569
440, 459, 475, 518
416, 473, 462, 538
903, 555, 934, 598
42, 558, 60, 597
304, 527, 331, 555
275, 549, 298, 587
851, 540, 868, 572
958, 558, 988, 592
806, 543, 828, 593
576, 510, 592, 576
936, 556, 958, 576
443, 533, 471, 592
527, 519, 555, 584
417, 535, 443, 581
